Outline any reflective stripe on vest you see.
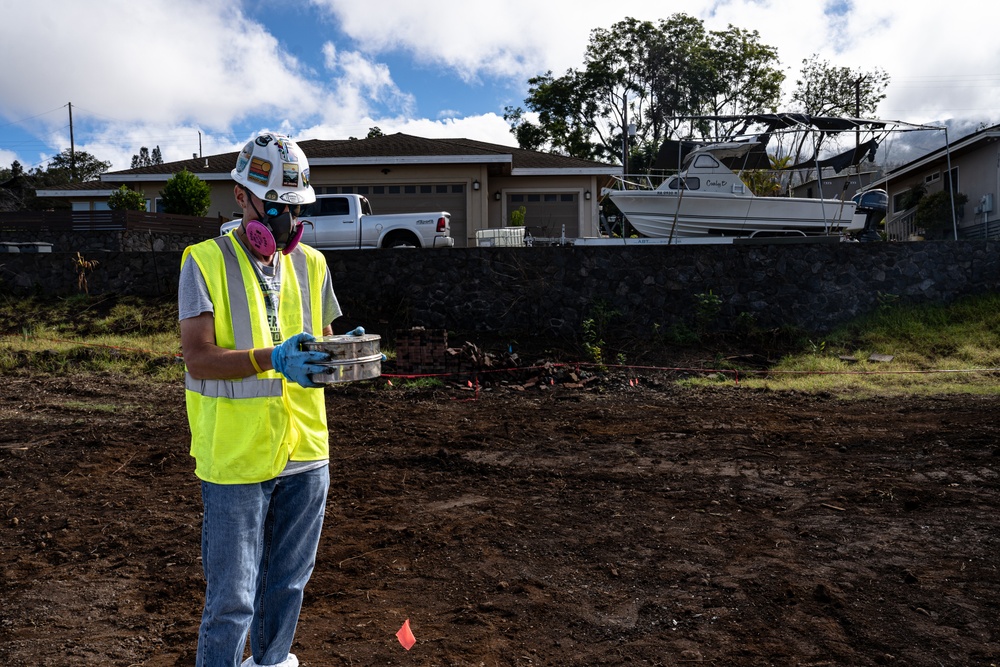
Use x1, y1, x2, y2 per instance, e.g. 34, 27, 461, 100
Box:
185, 375, 284, 399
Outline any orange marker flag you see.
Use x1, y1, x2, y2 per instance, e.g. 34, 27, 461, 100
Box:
396, 618, 416, 650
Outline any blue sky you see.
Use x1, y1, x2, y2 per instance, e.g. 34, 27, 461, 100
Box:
2, 0, 999, 173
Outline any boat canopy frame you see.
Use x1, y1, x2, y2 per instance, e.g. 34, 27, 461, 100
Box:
654, 114, 957, 238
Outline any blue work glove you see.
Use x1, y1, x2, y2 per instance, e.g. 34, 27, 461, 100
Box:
271, 332, 329, 388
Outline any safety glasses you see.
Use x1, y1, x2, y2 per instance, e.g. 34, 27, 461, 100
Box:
263, 201, 303, 219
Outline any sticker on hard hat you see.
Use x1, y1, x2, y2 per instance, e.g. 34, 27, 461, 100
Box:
236, 142, 253, 173
274, 138, 297, 162
282, 164, 299, 188
248, 157, 272, 186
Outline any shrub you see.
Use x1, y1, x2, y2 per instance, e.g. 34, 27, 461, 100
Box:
160, 170, 211, 216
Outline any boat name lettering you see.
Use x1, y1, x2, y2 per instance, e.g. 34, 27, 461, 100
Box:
706, 180, 728, 187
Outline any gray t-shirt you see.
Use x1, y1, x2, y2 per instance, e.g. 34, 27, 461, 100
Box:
178, 235, 341, 327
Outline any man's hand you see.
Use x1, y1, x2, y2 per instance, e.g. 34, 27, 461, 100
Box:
271, 333, 329, 388
346, 326, 365, 336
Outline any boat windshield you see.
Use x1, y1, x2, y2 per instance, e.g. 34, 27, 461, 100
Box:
665, 176, 700, 190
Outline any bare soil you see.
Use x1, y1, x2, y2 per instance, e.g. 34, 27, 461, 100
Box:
1, 368, 999, 666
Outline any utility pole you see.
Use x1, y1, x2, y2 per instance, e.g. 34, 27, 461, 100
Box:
854, 76, 866, 150
622, 92, 628, 178
68, 102, 76, 182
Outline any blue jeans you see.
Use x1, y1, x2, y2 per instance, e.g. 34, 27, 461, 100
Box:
196, 465, 330, 667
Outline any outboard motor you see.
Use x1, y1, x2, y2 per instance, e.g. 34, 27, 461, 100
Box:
853, 189, 888, 242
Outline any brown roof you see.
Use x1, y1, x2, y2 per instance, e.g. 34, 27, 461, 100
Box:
105, 133, 615, 180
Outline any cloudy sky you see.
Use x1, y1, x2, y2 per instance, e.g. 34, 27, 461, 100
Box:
2, 0, 998, 173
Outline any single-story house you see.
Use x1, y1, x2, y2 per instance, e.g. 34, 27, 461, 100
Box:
37, 134, 619, 248
791, 170, 881, 202
869, 124, 1000, 241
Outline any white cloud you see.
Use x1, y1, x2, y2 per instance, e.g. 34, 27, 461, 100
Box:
323, 48, 416, 117
0, 0, 327, 169
297, 112, 516, 147
310, 0, 603, 81
3, 0, 999, 173
0, 0, 321, 130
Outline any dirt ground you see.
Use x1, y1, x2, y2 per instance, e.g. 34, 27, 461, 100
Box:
1, 365, 999, 666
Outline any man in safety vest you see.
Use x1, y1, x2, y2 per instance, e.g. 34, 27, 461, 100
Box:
179, 132, 346, 667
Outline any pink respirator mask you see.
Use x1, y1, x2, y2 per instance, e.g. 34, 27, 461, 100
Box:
243, 200, 304, 256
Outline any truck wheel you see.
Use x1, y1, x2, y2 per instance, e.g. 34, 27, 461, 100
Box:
384, 233, 419, 248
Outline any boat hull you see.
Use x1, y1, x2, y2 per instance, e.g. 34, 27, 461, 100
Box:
609, 190, 863, 239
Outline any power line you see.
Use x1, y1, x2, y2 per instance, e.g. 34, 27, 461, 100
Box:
0, 104, 69, 131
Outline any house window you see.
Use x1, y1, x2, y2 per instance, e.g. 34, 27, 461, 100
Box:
420, 185, 432, 194
436, 185, 449, 193
925, 172, 940, 184
944, 167, 959, 194
404, 185, 416, 194
892, 190, 910, 213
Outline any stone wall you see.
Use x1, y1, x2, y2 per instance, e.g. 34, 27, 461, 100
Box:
2, 240, 998, 337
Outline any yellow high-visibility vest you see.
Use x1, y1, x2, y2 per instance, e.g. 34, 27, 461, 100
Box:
181, 232, 329, 484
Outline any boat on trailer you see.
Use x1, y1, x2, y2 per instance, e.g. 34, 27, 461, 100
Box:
601, 114, 946, 244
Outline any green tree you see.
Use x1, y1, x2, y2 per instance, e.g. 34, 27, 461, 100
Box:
702, 26, 785, 133
792, 55, 889, 117
504, 14, 783, 165
107, 184, 147, 211
0, 160, 26, 211
46, 148, 111, 183
0, 160, 21, 183
349, 127, 386, 141
504, 67, 603, 159
130, 145, 163, 169
159, 170, 211, 216
787, 55, 890, 163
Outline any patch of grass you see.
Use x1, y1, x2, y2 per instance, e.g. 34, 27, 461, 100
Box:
0, 294, 184, 382
701, 293, 1000, 397
3, 292, 1000, 397
385, 377, 446, 390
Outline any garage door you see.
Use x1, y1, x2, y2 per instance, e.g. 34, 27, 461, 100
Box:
319, 183, 468, 246
507, 192, 579, 240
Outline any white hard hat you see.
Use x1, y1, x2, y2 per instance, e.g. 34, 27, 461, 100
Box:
232, 133, 316, 205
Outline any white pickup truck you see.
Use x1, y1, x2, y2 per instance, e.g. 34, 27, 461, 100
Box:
221, 194, 454, 249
